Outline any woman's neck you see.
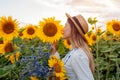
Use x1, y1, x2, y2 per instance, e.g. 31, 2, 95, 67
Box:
70, 40, 77, 49
68, 38, 78, 49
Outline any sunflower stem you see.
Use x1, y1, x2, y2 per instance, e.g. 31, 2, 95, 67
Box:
106, 35, 113, 80
94, 23, 100, 80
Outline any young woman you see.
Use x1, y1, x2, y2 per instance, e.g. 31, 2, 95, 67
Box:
52, 13, 95, 80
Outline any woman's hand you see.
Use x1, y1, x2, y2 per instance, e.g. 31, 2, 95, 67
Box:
51, 42, 57, 55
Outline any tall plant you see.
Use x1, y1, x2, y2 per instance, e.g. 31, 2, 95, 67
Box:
87, 18, 120, 80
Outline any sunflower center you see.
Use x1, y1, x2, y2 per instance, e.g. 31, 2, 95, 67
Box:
97, 28, 101, 33
92, 35, 96, 41
112, 23, 120, 31
55, 77, 60, 80
3, 23, 14, 34
54, 63, 61, 73
0, 40, 3, 44
27, 27, 35, 35
88, 33, 91, 37
43, 23, 57, 37
5, 43, 13, 52
19, 32, 23, 36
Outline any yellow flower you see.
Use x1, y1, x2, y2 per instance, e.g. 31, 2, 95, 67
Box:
37, 17, 63, 43
97, 27, 102, 34
102, 31, 112, 41
0, 40, 19, 56
18, 27, 25, 39
85, 32, 92, 46
30, 76, 38, 80
0, 16, 18, 40
0, 40, 13, 55
15, 52, 20, 61
0, 40, 20, 63
6, 52, 20, 64
0, 39, 3, 44
22, 24, 37, 39
18, 32, 24, 38
0, 39, 5, 55
8, 54, 15, 64
90, 32, 97, 45
106, 20, 120, 36
0, 39, 4, 48
48, 55, 66, 78
85, 32, 97, 46
63, 40, 71, 50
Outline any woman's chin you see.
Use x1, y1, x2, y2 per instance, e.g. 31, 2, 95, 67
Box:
62, 36, 65, 39
62, 36, 67, 39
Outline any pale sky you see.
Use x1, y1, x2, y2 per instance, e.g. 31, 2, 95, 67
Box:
0, 0, 120, 29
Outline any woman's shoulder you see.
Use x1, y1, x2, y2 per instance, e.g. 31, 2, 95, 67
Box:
71, 48, 88, 59
70, 48, 89, 65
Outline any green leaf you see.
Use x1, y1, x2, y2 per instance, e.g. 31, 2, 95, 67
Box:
108, 55, 118, 58
0, 64, 15, 78
100, 48, 112, 53
88, 17, 98, 25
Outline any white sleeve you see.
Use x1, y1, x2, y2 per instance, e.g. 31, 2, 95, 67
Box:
54, 51, 60, 59
71, 53, 94, 80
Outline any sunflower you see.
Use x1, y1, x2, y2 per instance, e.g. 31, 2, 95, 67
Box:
22, 24, 38, 39
18, 27, 25, 39
37, 17, 63, 43
15, 52, 21, 61
90, 32, 97, 45
106, 20, 120, 36
0, 16, 18, 40
30, 76, 38, 80
102, 31, 112, 41
0, 38, 4, 45
7, 52, 20, 64
0, 39, 4, 55
63, 39, 71, 50
0, 40, 19, 55
0, 40, 13, 55
48, 55, 66, 78
1, 40, 21, 63
85, 32, 92, 46
19, 31, 24, 38
85, 32, 97, 46
97, 27, 102, 34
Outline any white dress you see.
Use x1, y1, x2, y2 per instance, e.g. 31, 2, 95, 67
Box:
55, 48, 94, 80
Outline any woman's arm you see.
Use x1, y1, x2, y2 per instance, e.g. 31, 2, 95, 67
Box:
51, 42, 57, 55
51, 42, 60, 58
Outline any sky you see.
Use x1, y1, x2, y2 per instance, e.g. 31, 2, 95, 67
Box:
0, 0, 120, 29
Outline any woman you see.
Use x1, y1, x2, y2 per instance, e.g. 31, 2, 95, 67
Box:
52, 13, 95, 80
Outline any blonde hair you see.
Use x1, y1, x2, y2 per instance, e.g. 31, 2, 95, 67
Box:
68, 18, 95, 73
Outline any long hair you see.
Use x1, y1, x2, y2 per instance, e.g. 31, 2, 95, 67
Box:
67, 18, 95, 73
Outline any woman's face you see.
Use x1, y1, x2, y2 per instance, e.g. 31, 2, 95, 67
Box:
62, 21, 71, 39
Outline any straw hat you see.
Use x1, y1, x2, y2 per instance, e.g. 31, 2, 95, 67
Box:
66, 13, 88, 42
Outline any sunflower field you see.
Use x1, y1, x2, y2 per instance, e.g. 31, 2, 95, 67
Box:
0, 16, 120, 80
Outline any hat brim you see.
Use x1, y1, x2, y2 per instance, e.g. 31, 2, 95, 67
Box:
65, 13, 87, 42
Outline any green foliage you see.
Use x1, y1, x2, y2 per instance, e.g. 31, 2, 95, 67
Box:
0, 37, 52, 80
87, 17, 120, 80
88, 17, 98, 25
92, 37, 120, 80
1, 16, 120, 80
57, 39, 69, 58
